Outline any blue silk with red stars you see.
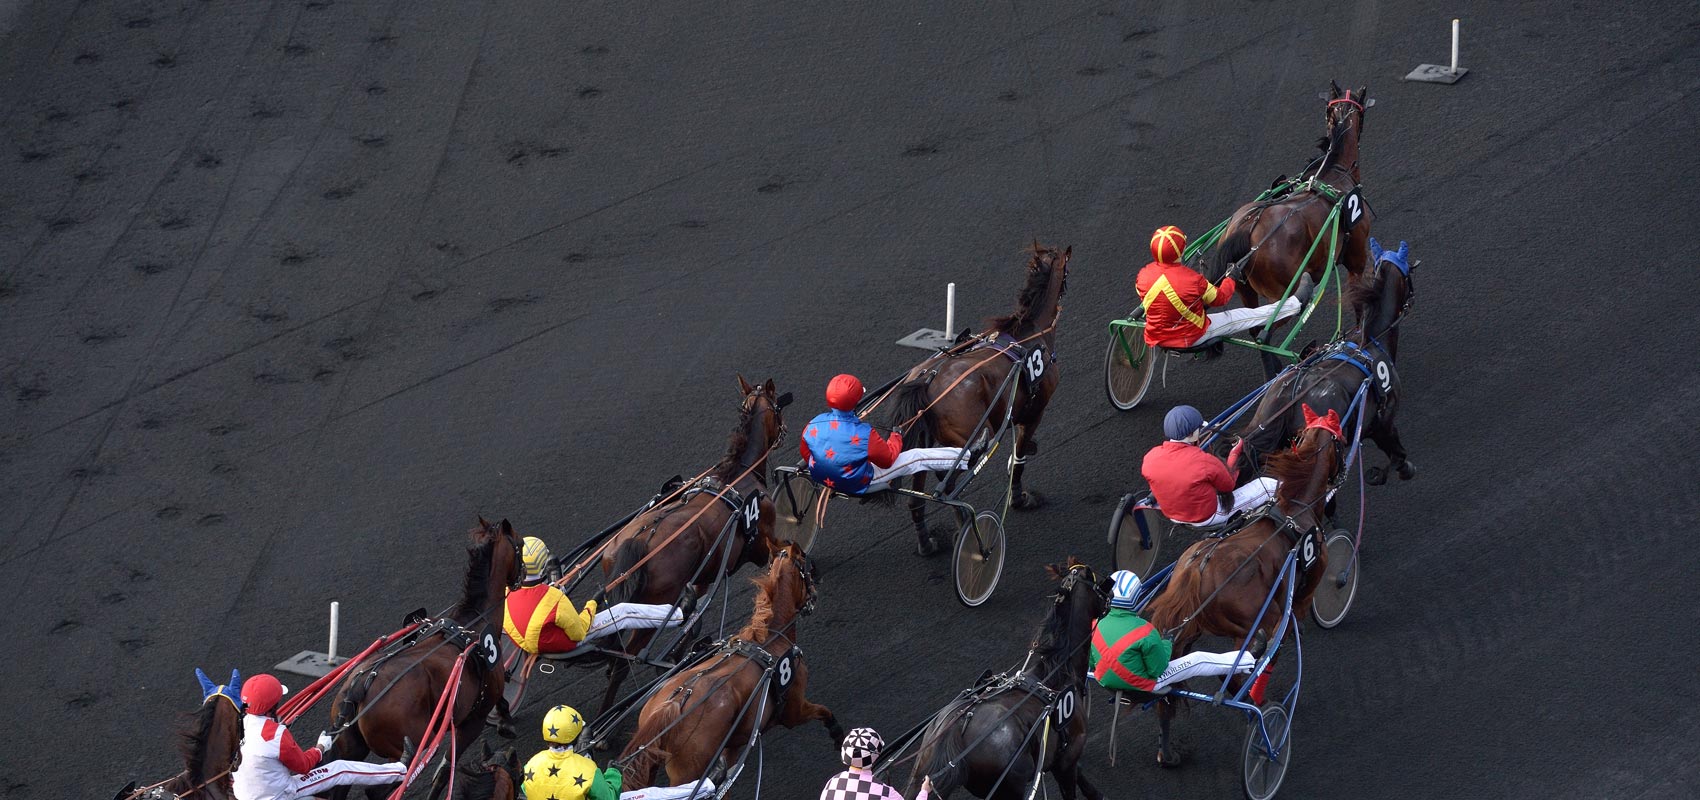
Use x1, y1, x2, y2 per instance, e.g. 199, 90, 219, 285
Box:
804, 409, 874, 492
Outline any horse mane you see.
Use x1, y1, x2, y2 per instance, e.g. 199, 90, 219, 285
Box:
175, 701, 221, 785
454, 527, 498, 617
986, 243, 1055, 335
1347, 259, 1386, 316
1266, 432, 1331, 507
739, 560, 785, 642
712, 397, 758, 481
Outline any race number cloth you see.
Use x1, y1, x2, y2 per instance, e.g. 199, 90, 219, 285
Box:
819, 768, 929, 800
1136, 261, 1237, 347
523, 748, 618, 800
504, 583, 595, 654
234, 715, 405, 800
1089, 608, 1172, 692
863, 447, 968, 493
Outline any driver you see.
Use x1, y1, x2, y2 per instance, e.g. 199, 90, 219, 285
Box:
1089, 572, 1264, 702
800, 374, 967, 495
1141, 405, 1278, 528
1136, 225, 1315, 348
522, 704, 714, 800
818, 727, 931, 800
232, 673, 411, 800
503, 536, 694, 656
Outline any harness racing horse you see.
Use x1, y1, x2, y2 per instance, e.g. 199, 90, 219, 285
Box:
899, 558, 1110, 799
111, 669, 245, 800
1230, 239, 1417, 486
451, 741, 521, 800
1212, 81, 1374, 375
617, 543, 842, 791
595, 376, 791, 715
325, 518, 523, 800
886, 242, 1069, 554
1140, 421, 1342, 767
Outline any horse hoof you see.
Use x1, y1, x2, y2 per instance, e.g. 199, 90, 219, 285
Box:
916, 533, 948, 557
1366, 467, 1387, 486
1157, 747, 1184, 768
1012, 490, 1047, 511
1398, 460, 1417, 480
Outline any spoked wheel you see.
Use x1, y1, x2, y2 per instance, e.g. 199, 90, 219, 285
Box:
1109, 495, 1165, 577
1310, 530, 1359, 629
1242, 702, 1293, 800
1104, 328, 1159, 411
953, 511, 1006, 607
772, 470, 820, 553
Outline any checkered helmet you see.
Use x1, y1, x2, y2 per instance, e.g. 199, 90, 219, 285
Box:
840, 727, 884, 769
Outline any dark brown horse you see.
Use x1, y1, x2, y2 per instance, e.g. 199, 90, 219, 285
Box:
617, 542, 841, 791
112, 669, 245, 800
1229, 239, 1417, 487
1141, 421, 1341, 766
451, 742, 521, 800
886, 243, 1069, 554
326, 518, 523, 799
1212, 81, 1373, 373
593, 376, 790, 715
899, 558, 1110, 799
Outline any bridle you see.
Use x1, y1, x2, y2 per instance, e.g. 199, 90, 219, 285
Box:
1053, 563, 1107, 610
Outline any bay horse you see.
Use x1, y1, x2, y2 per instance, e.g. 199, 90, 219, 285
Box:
885, 242, 1069, 554
112, 668, 245, 800
1140, 420, 1342, 766
617, 542, 842, 791
1212, 81, 1374, 375
594, 375, 791, 715
325, 517, 523, 800
1229, 239, 1417, 486
899, 558, 1110, 799
451, 742, 521, 800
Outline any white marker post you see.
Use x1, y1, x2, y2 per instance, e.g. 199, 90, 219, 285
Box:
896, 282, 958, 351
1404, 17, 1468, 84
276, 601, 347, 678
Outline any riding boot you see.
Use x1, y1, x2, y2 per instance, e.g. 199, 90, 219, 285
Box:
676, 584, 699, 621
1293, 273, 1318, 306
400, 737, 418, 767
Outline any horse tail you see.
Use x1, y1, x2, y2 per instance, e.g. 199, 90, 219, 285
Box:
885, 378, 935, 446
1211, 216, 1254, 282
608, 537, 650, 605
618, 745, 670, 792
334, 669, 376, 727
903, 714, 965, 797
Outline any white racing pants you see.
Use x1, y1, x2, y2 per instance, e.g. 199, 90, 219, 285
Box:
864, 447, 969, 492
1153, 650, 1258, 693
579, 602, 687, 645
621, 778, 716, 799
1196, 297, 1303, 344
1179, 477, 1279, 528
244, 759, 408, 800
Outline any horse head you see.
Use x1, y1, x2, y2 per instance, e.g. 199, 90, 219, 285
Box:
731, 375, 792, 565
1037, 557, 1109, 676
1267, 406, 1346, 523
990, 242, 1071, 337
454, 741, 521, 800
462, 517, 523, 618
168, 667, 245, 799
1317, 81, 1373, 180
773, 541, 819, 619
1356, 238, 1415, 358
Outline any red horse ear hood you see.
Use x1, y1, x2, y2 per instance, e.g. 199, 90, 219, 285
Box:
1301, 404, 1344, 440
825, 374, 864, 410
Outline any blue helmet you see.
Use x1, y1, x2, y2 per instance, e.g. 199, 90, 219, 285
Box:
1163, 405, 1204, 440
1110, 570, 1141, 609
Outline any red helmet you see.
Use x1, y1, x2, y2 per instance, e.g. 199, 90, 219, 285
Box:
825, 374, 864, 411
1150, 226, 1186, 264
241, 673, 287, 715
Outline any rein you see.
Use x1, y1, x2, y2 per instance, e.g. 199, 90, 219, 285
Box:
892, 321, 1058, 435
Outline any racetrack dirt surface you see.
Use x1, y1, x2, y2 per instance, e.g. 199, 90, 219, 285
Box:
5, 1, 1699, 798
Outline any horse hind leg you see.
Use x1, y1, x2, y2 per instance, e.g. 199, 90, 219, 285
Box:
1366, 419, 1416, 485
1010, 420, 1047, 510
1155, 697, 1183, 767
909, 473, 946, 556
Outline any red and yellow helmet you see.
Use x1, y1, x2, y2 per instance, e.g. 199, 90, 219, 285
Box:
1150, 226, 1186, 264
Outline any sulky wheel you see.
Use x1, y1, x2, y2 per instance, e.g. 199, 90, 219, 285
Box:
1310, 530, 1359, 629
772, 470, 820, 554
1109, 495, 1166, 578
1104, 328, 1159, 411
953, 511, 1006, 608
1241, 702, 1293, 800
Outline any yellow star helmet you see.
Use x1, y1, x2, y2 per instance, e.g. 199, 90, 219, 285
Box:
542, 704, 584, 745
521, 537, 552, 584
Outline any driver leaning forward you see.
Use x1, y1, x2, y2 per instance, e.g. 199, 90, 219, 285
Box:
1089, 571, 1267, 703
800, 374, 969, 495
503, 536, 695, 657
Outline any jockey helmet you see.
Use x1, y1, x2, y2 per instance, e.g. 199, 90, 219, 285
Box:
1110, 570, 1142, 609
1163, 405, 1205, 441
240, 673, 288, 715
825, 374, 864, 411
1150, 225, 1186, 264
840, 727, 884, 769
521, 536, 552, 584
542, 704, 584, 746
